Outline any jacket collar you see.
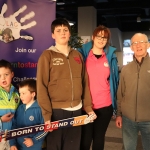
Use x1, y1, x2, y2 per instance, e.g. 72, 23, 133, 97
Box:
89, 49, 105, 57
23, 100, 39, 109
133, 53, 149, 65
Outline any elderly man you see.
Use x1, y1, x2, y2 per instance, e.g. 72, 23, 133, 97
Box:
116, 33, 150, 150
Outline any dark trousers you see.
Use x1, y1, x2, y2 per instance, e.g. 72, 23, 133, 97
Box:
80, 105, 113, 150
46, 109, 81, 150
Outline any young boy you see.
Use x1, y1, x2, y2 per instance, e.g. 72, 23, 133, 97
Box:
0, 59, 20, 150
10, 79, 47, 150
36, 18, 96, 150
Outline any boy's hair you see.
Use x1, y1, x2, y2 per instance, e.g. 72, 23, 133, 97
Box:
18, 79, 37, 100
51, 18, 71, 33
0, 59, 13, 72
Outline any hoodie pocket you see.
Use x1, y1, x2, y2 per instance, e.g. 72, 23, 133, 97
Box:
48, 79, 71, 101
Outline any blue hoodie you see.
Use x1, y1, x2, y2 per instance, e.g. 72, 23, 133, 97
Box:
9, 101, 47, 150
77, 41, 119, 110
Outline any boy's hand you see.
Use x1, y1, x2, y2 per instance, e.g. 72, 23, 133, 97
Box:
23, 138, 33, 147
10, 146, 18, 150
1, 113, 14, 122
88, 111, 97, 122
45, 120, 53, 132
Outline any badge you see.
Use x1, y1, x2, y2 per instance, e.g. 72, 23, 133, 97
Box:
104, 62, 109, 67
29, 116, 34, 121
14, 97, 19, 103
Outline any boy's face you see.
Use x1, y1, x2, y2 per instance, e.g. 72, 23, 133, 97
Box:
3, 34, 10, 42
19, 86, 35, 105
52, 25, 70, 45
0, 67, 14, 92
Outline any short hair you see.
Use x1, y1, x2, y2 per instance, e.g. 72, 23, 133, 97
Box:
0, 59, 13, 72
92, 25, 111, 48
18, 79, 37, 99
2, 28, 13, 39
131, 33, 149, 43
51, 18, 71, 33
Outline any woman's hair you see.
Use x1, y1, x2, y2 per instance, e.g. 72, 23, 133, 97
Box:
92, 25, 111, 49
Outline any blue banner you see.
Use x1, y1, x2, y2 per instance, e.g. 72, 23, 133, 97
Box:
0, 0, 55, 86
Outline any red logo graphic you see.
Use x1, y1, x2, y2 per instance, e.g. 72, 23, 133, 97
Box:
74, 57, 81, 64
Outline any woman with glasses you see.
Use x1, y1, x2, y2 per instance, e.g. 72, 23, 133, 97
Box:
77, 25, 119, 150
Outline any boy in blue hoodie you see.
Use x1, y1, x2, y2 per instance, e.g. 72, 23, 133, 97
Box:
0, 59, 20, 150
10, 79, 47, 150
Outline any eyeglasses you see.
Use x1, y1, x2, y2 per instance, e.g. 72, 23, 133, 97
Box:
131, 41, 148, 46
96, 35, 107, 41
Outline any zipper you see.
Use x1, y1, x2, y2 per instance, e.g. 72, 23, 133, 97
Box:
135, 64, 140, 121
66, 55, 74, 107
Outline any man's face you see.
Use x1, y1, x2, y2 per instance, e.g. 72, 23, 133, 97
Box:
130, 34, 149, 58
0, 67, 14, 92
52, 25, 70, 45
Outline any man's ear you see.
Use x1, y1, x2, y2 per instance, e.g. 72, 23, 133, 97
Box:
52, 33, 55, 40
147, 42, 150, 49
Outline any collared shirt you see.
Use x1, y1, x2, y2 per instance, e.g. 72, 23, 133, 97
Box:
86, 50, 112, 109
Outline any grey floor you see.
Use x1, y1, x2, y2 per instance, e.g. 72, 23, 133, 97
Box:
90, 119, 143, 150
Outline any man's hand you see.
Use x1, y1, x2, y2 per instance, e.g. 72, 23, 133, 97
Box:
23, 138, 33, 147
115, 116, 122, 128
45, 120, 53, 132
10, 146, 18, 150
88, 111, 97, 122
1, 113, 14, 122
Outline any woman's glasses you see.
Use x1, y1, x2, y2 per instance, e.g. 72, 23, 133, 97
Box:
96, 35, 107, 41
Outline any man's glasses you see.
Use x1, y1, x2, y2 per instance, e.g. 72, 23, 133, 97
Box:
96, 35, 107, 41
131, 41, 148, 46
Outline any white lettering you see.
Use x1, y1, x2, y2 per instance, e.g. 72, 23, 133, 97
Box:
11, 132, 16, 137
58, 122, 64, 127
35, 127, 39, 131
15, 47, 27, 53
70, 121, 74, 125
39, 126, 44, 131
70, 119, 83, 125
28, 49, 36, 53
11, 129, 33, 137
13, 77, 37, 82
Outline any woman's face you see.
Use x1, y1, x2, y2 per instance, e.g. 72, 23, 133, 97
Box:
92, 30, 108, 49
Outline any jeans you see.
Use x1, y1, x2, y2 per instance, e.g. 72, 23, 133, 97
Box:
122, 115, 150, 150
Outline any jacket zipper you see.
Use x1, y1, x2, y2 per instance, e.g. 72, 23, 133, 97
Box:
66, 56, 74, 107
135, 64, 140, 121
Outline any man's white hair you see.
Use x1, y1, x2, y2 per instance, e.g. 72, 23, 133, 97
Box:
131, 33, 148, 43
